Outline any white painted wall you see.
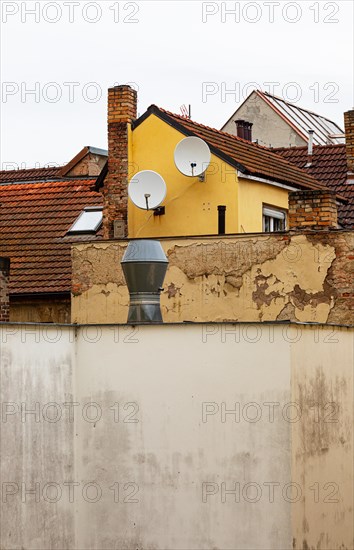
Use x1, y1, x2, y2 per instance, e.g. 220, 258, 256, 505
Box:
0, 323, 352, 549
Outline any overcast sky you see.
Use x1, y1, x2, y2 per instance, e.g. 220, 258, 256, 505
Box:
1, 0, 353, 168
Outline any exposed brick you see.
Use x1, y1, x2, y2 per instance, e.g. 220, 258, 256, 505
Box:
0, 257, 10, 322
344, 109, 354, 174
289, 190, 338, 230
103, 85, 137, 240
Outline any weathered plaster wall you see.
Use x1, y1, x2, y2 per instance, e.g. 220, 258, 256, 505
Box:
75, 323, 292, 549
0, 324, 75, 549
0, 323, 352, 549
291, 326, 354, 550
71, 231, 353, 326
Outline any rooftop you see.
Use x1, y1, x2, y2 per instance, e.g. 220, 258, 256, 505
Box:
274, 143, 353, 228
0, 177, 103, 295
256, 90, 344, 145
135, 105, 331, 192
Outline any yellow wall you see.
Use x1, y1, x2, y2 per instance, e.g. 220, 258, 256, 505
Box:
128, 114, 288, 237
128, 114, 238, 237
238, 177, 289, 233
71, 231, 354, 326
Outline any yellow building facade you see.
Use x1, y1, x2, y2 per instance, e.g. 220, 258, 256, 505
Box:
127, 112, 293, 238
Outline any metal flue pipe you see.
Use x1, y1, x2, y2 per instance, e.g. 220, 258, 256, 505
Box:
121, 240, 168, 323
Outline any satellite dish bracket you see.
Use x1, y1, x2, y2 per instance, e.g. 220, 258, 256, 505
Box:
144, 193, 151, 210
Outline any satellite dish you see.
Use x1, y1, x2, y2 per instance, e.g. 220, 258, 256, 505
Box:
174, 136, 211, 177
128, 170, 166, 210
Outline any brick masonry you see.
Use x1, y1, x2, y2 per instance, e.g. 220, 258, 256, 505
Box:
344, 109, 354, 175
288, 190, 338, 230
102, 85, 137, 239
0, 257, 10, 322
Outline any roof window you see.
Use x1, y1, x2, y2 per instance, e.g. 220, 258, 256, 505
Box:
67, 206, 102, 234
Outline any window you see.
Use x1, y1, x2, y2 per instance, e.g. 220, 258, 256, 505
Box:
67, 207, 103, 234
263, 206, 286, 232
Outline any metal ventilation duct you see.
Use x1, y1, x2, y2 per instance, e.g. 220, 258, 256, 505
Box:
121, 240, 168, 323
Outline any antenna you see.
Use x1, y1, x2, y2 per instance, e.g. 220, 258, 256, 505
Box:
128, 170, 166, 210
174, 136, 211, 177
180, 104, 189, 118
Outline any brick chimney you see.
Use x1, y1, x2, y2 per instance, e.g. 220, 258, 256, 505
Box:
0, 257, 10, 322
235, 120, 253, 141
288, 190, 338, 230
344, 109, 354, 183
102, 85, 137, 239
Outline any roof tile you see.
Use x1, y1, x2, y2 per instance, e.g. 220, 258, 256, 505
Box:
0, 178, 103, 295
149, 106, 329, 192
274, 144, 353, 228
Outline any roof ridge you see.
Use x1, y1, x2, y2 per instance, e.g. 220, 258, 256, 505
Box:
151, 105, 282, 152
152, 105, 331, 181
273, 143, 346, 152
0, 166, 62, 175
0, 177, 97, 187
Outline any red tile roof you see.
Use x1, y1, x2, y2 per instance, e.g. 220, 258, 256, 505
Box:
143, 106, 329, 192
274, 144, 353, 228
0, 147, 108, 183
0, 178, 103, 294
0, 166, 63, 183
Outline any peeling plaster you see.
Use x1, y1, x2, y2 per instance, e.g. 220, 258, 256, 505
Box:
71, 233, 352, 325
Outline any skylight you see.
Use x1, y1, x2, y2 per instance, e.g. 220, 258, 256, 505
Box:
68, 207, 103, 234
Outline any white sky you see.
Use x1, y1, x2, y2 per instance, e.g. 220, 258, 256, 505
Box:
0, 0, 353, 168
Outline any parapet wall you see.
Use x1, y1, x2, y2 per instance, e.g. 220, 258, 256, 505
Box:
72, 230, 353, 325
0, 323, 353, 549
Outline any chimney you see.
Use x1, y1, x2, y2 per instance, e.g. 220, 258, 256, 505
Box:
235, 120, 253, 141
102, 85, 137, 239
307, 129, 314, 156
305, 129, 314, 167
288, 190, 338, 230
0, 257, 10, 322
344, 109, 354, 183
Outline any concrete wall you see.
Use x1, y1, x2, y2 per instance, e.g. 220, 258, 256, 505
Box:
222, 91, 306, 148
291, 326, 354, 550
0, 323, 352, 549
0, 324, 75, 549
71, 231, 354, 326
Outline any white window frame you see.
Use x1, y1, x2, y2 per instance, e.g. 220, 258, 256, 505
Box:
262, 206, 287, 232
67, 206, 103, 234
